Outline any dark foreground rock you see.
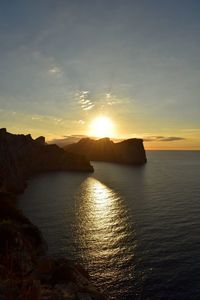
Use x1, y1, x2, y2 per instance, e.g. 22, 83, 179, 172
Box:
0, 128, 93, 194
0, 192, 106, 299
65, 137, 147, 165
0, 129, 105, 299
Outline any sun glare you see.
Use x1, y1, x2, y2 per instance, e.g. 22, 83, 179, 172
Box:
89, 116, 114, 138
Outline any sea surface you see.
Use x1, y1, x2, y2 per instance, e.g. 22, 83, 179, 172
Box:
18, 151, 200, 299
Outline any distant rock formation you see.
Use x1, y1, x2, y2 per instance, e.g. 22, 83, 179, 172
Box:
0, 128, 93, 194
65, 137, 147, 165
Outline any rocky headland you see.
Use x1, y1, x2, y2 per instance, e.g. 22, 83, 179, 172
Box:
0, 128, 93, 194
0, 129, 105, 300
64, 137, 147, 165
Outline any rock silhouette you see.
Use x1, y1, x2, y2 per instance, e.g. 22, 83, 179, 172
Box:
0, 128, 93, 194
65, 137, 147, 165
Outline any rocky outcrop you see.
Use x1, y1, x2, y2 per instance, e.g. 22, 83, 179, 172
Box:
65, 137, 147, 165
0, 130, 105, 299
0, 128, 93, 194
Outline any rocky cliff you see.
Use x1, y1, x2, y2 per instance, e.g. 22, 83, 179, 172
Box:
65, 137, 147, 165
0, 130, 105, 299
0, 128, 93, 194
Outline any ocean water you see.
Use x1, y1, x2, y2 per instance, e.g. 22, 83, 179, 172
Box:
18, 151, 200, 299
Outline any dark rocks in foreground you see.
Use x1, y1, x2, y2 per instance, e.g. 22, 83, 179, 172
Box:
0, 129, 105, 299
65, 137, 147, 165
0, 192, 106, 300
0, 128, 93, 194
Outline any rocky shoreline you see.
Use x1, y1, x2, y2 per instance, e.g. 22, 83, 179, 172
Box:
0, 129, 147, 299
0, 128, 93, 195
0, 129, 105, 299
0, 192, 106, 300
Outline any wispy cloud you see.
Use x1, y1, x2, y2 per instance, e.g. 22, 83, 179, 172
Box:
73, 119, 85, 125
53, 118, 63, 124
31, 116, 41, 120
49, 134, 88, 146
77, 90, 95, 111
181, 128, 200, 132
106, 93, 111, 99
48, 66, 62, 77
105, 93, 129, 106
144, 136, 186, 142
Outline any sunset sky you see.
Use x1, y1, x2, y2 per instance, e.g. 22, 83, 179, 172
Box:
0, 0, 200, 149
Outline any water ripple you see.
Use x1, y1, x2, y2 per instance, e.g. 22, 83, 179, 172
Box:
18, 151, 200, 299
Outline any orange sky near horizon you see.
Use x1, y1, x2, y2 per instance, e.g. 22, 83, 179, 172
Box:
1, 111, 199, 150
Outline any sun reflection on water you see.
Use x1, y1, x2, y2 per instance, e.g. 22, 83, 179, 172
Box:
74, 177, 136, 293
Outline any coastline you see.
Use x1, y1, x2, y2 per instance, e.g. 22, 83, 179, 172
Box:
0, 129, 147, 299
0, 129, 106, 299
0, 190, 106, 299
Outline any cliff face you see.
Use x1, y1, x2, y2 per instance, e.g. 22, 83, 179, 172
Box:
0, 128, 93, 194
65, 137, 147, 165
0, 131, 105, 299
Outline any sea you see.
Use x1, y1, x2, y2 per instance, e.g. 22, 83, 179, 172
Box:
18, 151, 200, 299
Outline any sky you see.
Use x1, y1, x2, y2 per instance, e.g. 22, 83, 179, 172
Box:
0, 0, 200, 149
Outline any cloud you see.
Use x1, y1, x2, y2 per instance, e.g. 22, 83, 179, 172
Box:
105, 93, 128, 106
48, 66, 62, 77
181, 128, 200, 132
161, 137, 186, 142
106, 93, 111, 99
77, 90, 95, 111
83, 104, 95, 111
48, 134, 88, 146
143, 136, 186, 142
31, 116, 41, 120
74, 119, 85, 125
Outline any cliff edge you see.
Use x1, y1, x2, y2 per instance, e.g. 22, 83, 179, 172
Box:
64, 137, 147, 165
0, 128, 93, 194
0, 129, 105, 299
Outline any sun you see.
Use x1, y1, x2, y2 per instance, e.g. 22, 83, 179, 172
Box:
89, 116, 114, 138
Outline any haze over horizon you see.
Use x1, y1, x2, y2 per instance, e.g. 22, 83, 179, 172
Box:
0, 0, 200, 149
